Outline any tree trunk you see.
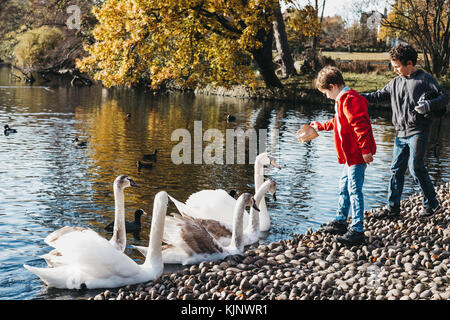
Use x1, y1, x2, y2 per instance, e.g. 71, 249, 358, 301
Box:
273, 4, 297, 78
431, 53, 444, 78
312, 0, 326, 52
251, 28, 283, 89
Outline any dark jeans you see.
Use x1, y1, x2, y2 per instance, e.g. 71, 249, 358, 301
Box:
388, 132, 438, 210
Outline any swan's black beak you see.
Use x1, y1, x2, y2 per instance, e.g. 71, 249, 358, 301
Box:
129, 178, 140, 187
272, 192, 277, 202
228, 190, 237, 198
252, 200, 260, 212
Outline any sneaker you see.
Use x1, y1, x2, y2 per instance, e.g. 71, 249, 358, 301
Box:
336, 228, 365, 245
371, 206, 400, 219
418, 204, 442, 219
322, 220, 348, 235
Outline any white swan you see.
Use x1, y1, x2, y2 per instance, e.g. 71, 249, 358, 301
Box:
40, 175, 138, 267
164, 179, 276, 248
134, 193, 258, 265
23, 191, 168, 289
243, 179, 277, 245
172, 152, 280, 232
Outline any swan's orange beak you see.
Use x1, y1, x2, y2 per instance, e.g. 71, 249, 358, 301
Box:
271, 159, 281, 169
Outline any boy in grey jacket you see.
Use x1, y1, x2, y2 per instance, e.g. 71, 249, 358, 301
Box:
361, 44, 449, 219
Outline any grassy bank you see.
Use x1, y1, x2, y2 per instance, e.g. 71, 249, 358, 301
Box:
280, 71, 449, 97
196, 70, 449, 108
322, 51, 425, 62
343, 72, 393, 92
343, 72, 450, 93
281, 72, 394, 93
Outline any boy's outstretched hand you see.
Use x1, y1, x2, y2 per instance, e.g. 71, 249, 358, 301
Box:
363, 153, 374, 164
310, 121, 320, 130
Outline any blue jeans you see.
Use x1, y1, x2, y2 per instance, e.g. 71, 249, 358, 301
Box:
387, 132, 438, 210
335, 163, 367, 233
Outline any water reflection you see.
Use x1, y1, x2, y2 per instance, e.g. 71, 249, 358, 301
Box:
0, 66, 449, 299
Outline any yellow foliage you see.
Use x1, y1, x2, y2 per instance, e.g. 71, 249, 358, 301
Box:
77, 0, 284, 89
379, 0, 449, 42
378, 6, 409, 41
285, 5, 321, 38
14, 26, 62, 70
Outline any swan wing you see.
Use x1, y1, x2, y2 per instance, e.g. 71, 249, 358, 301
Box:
163, 215, 223, 255
161, 244, 191, 264
44, 226, 90, 248
184, 190, 242, 225
44, 228, 140, 279
132, 243, 191, 264
24, 264, 83, 289
195, 218, 232, 246
41, 249, 65, 267
130, 243, 187, 266
167, 195, 199, 218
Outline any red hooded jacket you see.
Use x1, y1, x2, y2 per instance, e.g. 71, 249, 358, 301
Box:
314, 89, 376, 166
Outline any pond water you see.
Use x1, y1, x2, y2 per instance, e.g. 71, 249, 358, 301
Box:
0, 66, 449, 300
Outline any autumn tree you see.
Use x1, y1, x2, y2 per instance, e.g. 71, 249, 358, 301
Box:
0, 0, 28, 62
320, 15, 347, 50
381, 0, 449, 77
284, 4, 322, 54
378, 9, 409, 43
14, 26, 63, 75
1, 0, 98, 82
77, 0, 289, 90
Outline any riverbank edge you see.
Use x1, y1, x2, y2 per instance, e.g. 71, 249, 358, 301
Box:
89, 182, 450, 301
0, 62, 391, 109
193, 84, 391, 110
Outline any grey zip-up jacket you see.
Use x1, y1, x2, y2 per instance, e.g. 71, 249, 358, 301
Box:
361, 69, 449, 138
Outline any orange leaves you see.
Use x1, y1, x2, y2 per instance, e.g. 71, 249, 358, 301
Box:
76, 0, 280, 90
285, 5, 321, 38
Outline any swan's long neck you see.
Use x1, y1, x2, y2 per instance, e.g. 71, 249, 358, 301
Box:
229, 197, 247, 251
110, 185, 126, 252
144, 192, 167, 268
246, 180, 272, 234
254, 162, 270, 231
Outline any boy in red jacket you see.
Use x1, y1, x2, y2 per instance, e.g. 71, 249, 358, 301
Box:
309, 66, 376, 245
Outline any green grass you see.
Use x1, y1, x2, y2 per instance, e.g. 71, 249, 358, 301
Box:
342, 72, 392, 93
279, 72, 393, 93
322, 51, 426, 62
322, 51, 391, 61
280, 71, 449, 94
344, 72, 450, 93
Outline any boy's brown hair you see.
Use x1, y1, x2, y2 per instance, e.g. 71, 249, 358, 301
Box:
389, 44, 417, 66
315, 66, 345, 90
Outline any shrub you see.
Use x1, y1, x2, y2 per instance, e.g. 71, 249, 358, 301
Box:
13, 26, 62, 72
299, 48, 336, 75
334, 60, 375, 73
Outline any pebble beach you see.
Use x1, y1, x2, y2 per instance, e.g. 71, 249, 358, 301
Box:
89, 182, 450, 301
